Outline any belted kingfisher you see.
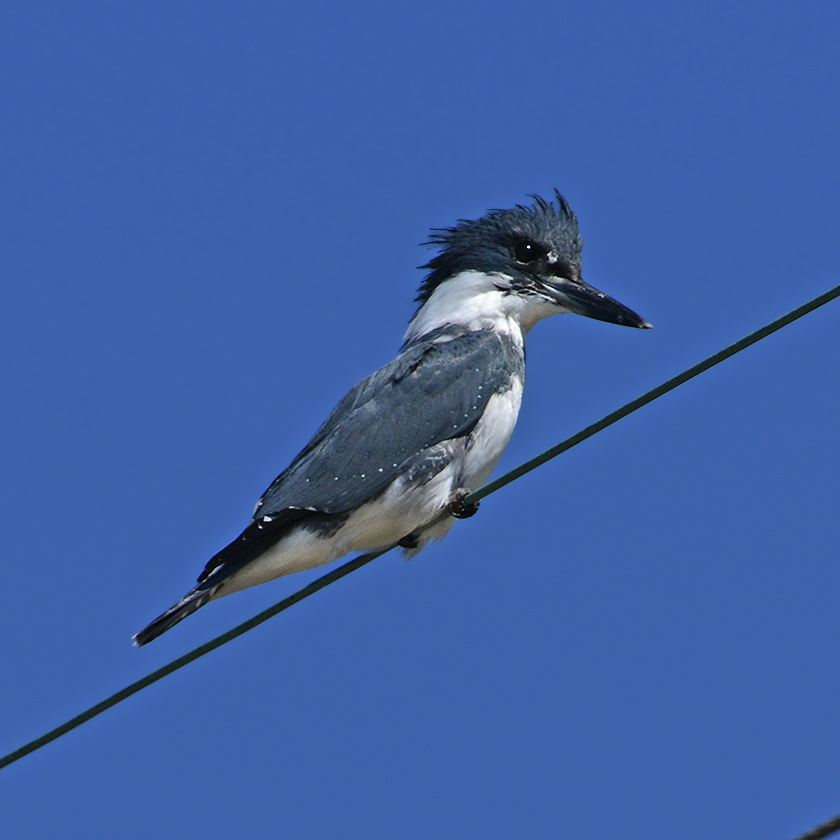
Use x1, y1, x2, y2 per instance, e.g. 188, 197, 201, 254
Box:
133, 191, 650, 646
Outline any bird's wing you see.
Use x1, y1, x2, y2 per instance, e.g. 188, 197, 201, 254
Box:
259, 328, 516, 514
197, 330, 517, 584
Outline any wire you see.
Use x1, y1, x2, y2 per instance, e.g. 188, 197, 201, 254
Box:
1, 282, 839, 775
0, 548, 389, 771
792, 814, 840, 840
465, 281, 840, 505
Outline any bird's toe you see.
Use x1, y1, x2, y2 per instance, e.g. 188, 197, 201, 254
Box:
448, 488, 480, 519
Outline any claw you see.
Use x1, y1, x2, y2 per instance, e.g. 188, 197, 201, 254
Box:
448, 487, 479, 519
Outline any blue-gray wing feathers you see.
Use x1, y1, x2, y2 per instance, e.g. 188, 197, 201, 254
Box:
258, 329, 513, 514
197, 330, 517, 584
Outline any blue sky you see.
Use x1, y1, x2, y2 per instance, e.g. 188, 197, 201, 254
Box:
2, 2, 839, 838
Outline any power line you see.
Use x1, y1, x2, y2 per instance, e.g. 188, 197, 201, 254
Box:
792, 814, 840, 840
0, 548, 388, 772
465, 281, 840, 506
1, 282, 839, 777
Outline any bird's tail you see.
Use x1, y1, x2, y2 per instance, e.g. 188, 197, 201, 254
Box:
132, 584, 220, 647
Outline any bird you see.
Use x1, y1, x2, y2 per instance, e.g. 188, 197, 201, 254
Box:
133, 191, 650, 646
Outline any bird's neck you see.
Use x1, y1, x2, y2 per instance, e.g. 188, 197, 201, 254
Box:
403, 270, 556, 348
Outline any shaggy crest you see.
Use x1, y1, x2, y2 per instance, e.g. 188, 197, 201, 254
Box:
414, 190, 584, 308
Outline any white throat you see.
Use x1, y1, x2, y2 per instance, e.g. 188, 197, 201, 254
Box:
404, 270, 561, 346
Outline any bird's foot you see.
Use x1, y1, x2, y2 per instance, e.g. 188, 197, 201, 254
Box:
398, 533, 421, 549
448, 488, 480, 519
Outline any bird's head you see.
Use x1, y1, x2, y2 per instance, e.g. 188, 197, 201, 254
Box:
406, 191, 650, 344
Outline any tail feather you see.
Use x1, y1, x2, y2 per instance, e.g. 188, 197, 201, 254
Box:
134, 510, 326, 646
133, 585, 219, 647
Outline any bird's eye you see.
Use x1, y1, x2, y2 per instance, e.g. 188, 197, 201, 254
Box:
513, 240, 543, 263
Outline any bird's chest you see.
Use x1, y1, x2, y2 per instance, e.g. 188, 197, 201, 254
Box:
460, 375, 524, 488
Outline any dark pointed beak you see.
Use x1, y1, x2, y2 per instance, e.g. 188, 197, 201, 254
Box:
547, 277, 651, 329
